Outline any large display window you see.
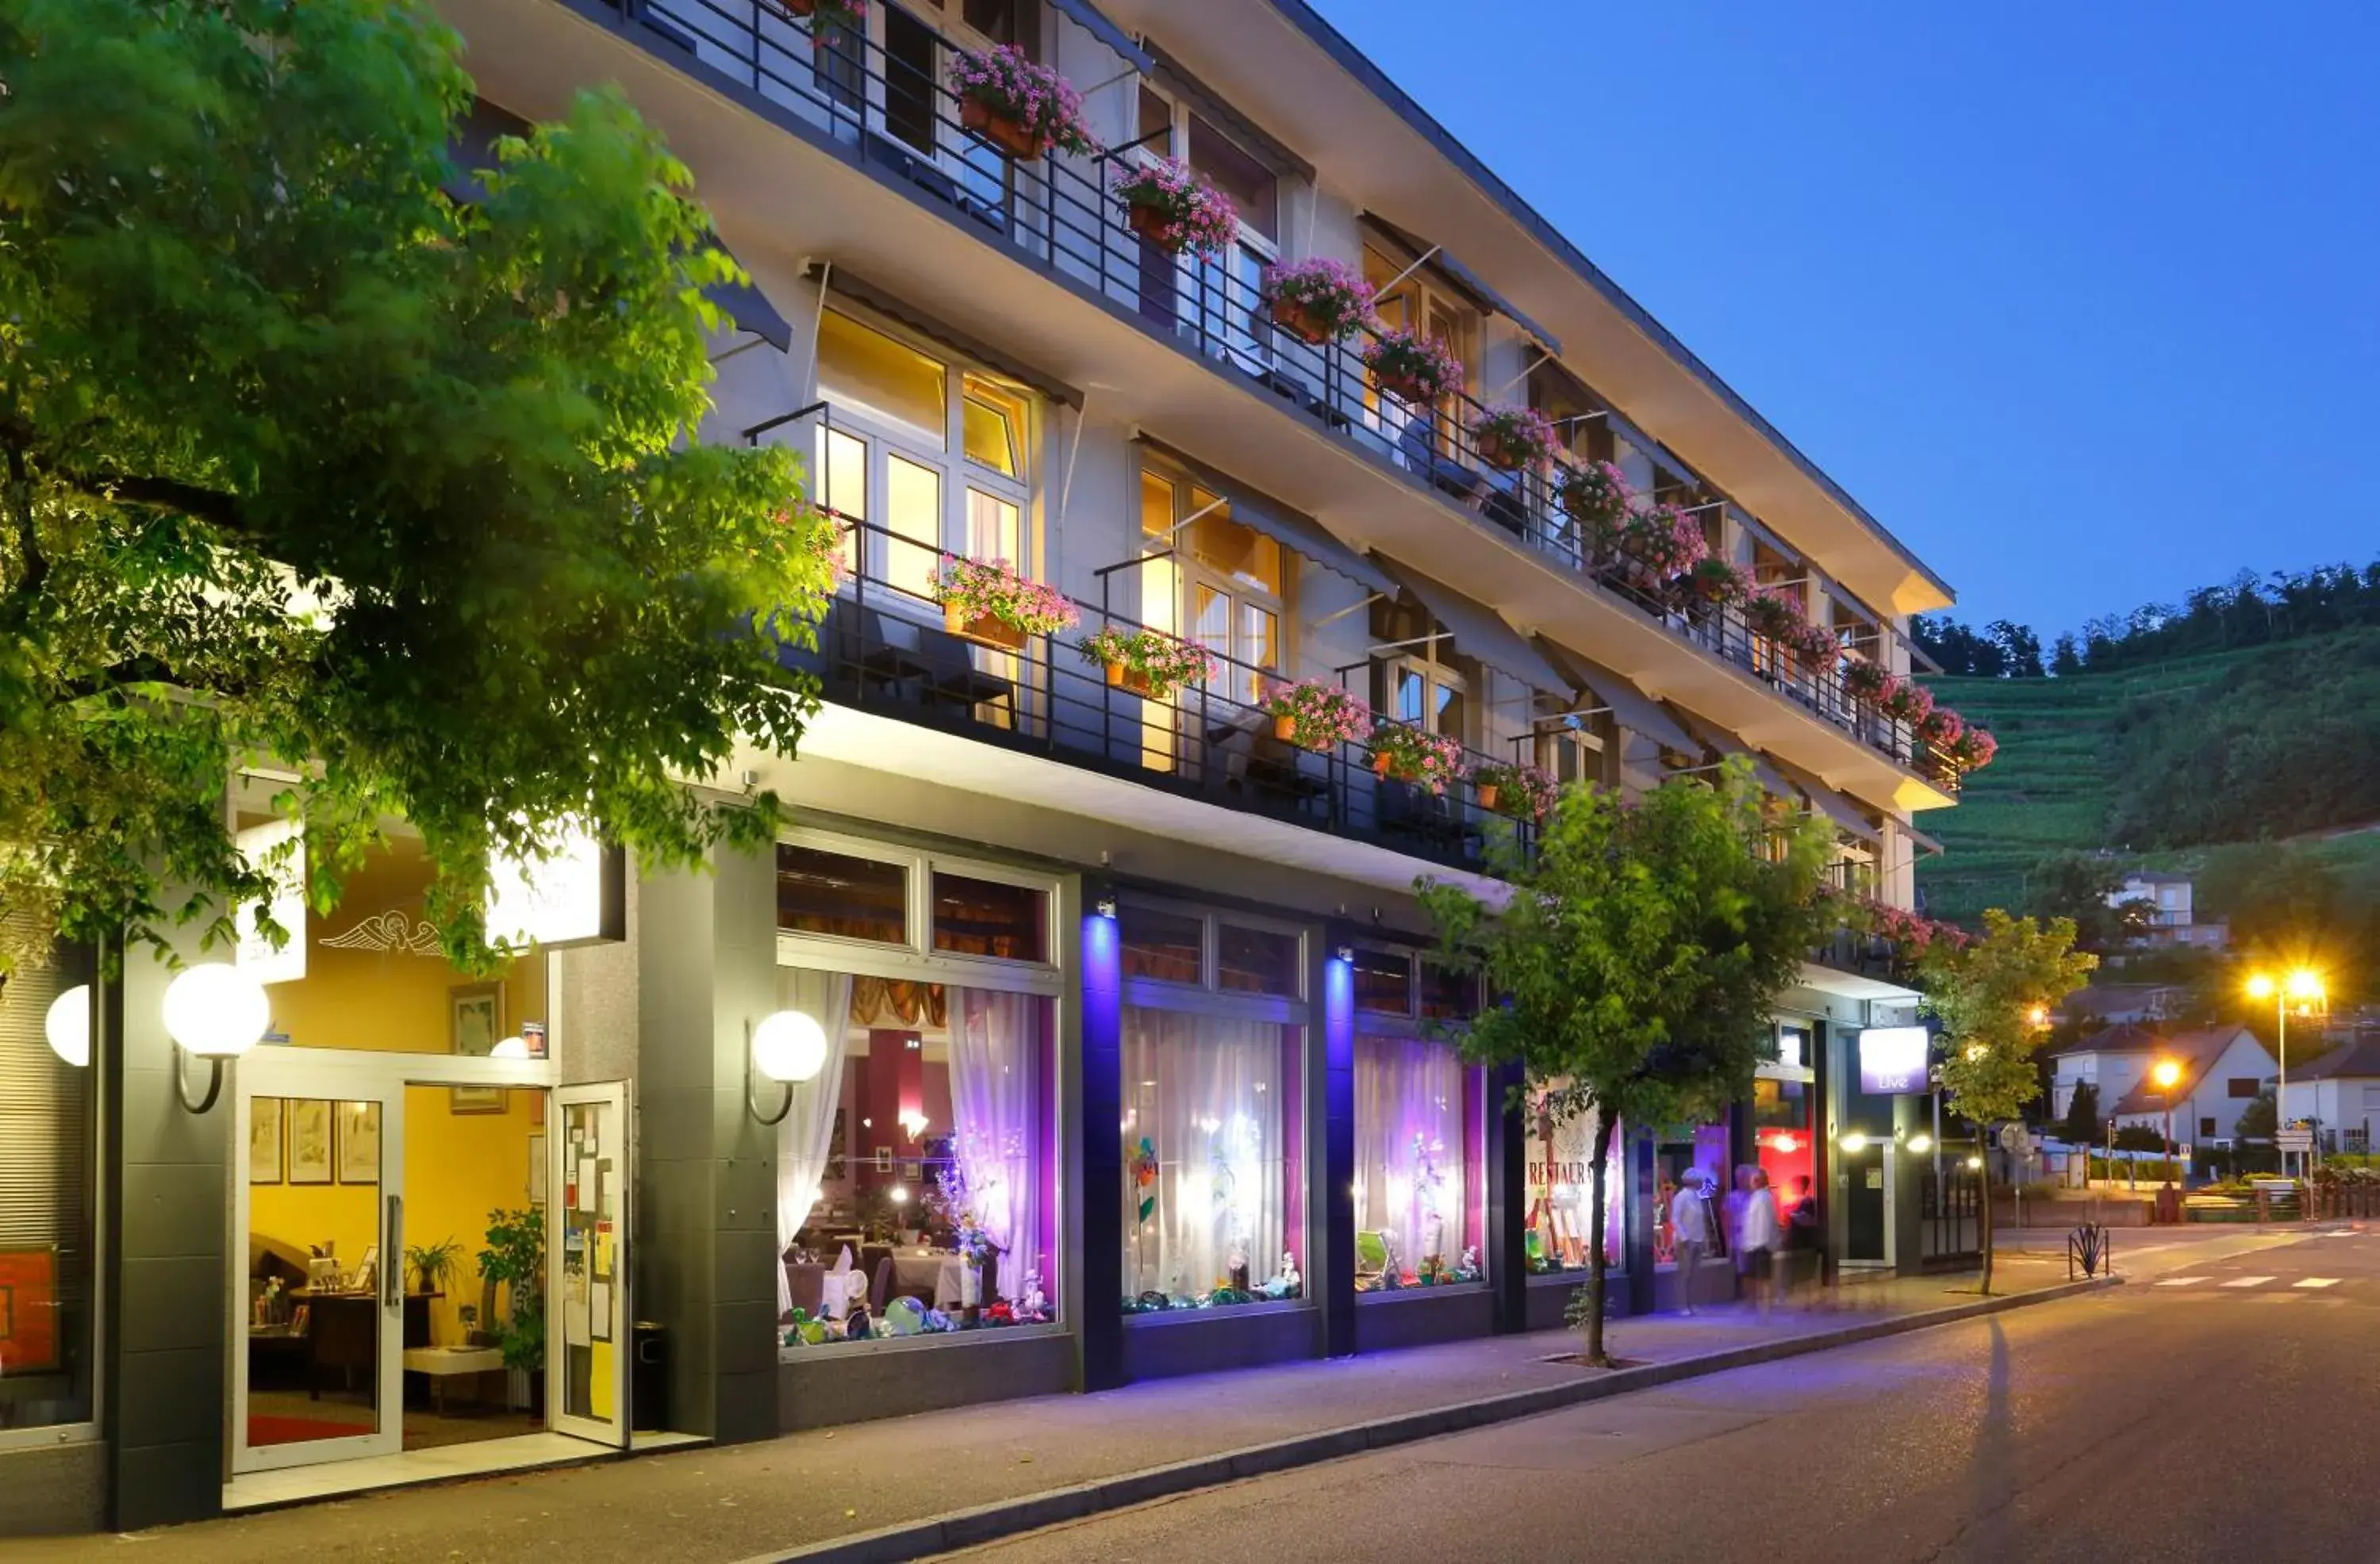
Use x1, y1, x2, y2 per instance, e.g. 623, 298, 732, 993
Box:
0, 930, 97, 1443
1524, 1084, 1624, 1272
1353, 1036, 1485, 1289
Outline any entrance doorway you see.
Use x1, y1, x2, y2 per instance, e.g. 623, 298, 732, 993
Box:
230, 1049, 630, 1491
1842, 1141, 1895, 1268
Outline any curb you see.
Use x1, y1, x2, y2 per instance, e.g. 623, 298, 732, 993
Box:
734, 1274, 2124, 1564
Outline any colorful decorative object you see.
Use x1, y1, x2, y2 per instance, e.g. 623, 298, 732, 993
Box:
1681, 557, 1749, 608
1468, 760, 1560, 821
1113, 157, 1238, 258
766, 0, 865, 32
1744, 583, 1806, 640
948, 44, 1098, 160
882, 1296, 928, 1336
1878, 674, 1936, 725
1262, 678, 1372, 750
1361, 328, 1465, 406
1469, 404, 1558, 471
1619, 502, 1709, 585
1915, 707, 1965, 749
1258, 258, 1376, 346
1130, 1137, 1158, 1225
1557, 459, 1634, 553
1945, 724, 1998, 771
1787, 620, 1843, 673
1841, 656, 1891, 703
938, 554, 1077, 649
1077, 626, 1219, 700
1368, 723, 1465, 793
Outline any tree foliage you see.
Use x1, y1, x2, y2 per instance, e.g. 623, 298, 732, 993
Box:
2058, 1079, 2100, 1148
1421, 759, 1834, 1363
0, 0, 835, 973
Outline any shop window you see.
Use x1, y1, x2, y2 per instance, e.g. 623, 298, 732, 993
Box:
777, 968, 1059, 1344
1753, 1077, 1813, 1209
1417, 960, 1477, 1023
1119, 903, 1203, 986
1654, 1123, 1732, 1265
1121, 1009, 1303, 1310
1216, 922, 1300, 998
778, 843, 910, 945
0, 930, 97, 1435
1353, 1037, 1484, 1288
1523, 1083, 1622, 1272
931, 872, 1046, 964
1352, 946, 1413, 1017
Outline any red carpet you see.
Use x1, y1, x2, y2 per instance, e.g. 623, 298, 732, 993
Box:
248, 1413, 373, 1446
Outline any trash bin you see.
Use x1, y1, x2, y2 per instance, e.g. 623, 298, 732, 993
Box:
631, 1322, 667, 1432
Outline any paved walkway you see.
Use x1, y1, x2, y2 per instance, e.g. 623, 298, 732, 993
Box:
13, 1236, 2305, 1564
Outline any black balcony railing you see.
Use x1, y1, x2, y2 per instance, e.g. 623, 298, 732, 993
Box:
628, 0, 1958, 789
766, 409, 1541, 872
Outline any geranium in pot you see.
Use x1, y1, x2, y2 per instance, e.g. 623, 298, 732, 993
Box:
1113, 158, 1238, 258
1841, 656, 1891, 704
1743, 584, 1806, 641
948, 44, 1098, 161
1469, 404, 1557, 472
1361, 328, 1464, 408
1368, 723, 1464, 793
1468, 760, 1559, 820
1946, 725, 1998, 771
1077, 626, 1219, 700
1262, 679, 1372, 752
1682, 558, 1749, 609
1879, 675, 1936, 726
1915, 707, 1965, 751
938, 555, 1078, 650
1787, 620, 1843, 675
1557, 459, 1633, 562
1258, 258, 1376, 347
1617, 501, 1708, 593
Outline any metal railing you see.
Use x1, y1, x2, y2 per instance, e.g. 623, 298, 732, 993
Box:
765, 408, 1540, 872
628, 0, 1960, 788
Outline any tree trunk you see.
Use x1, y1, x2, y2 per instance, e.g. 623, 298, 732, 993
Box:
1583, 1112, 1618, 1367
1976, 1130, 1996, 1296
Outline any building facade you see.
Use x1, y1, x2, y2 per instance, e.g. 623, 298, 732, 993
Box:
0, 0, 1968, 1535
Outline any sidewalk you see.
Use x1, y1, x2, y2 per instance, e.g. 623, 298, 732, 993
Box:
21, 1248, 2150, 1564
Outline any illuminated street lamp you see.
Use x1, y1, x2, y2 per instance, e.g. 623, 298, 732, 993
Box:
2150, 1056, 2182, 1200
2246, 969, 2328, 1179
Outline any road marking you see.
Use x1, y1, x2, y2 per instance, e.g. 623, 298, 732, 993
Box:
2294, 1278, 2342, 1289
2222, 1276, 2275, 1288
2155, 1277, 2208, 1287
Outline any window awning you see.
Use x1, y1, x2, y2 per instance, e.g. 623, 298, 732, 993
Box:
1049, 0, 1153, 75
1149, 44, 1314, 182
1375, 558, 1571, 696
814, 264, 1083, 408
1772, 761, 1882, 845
1679, 715, 1798, 803
1605, 408, 1694, 485
1136, 437, 1395, 595
1537, 646, 1699, 755
1365, 218, 1563, 355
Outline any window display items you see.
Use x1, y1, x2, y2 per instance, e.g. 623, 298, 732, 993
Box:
1353, 1036, 1484, 1290
1524, 1092, 1624, 1272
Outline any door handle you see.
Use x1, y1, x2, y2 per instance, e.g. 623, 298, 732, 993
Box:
385, 1194, 404, 1310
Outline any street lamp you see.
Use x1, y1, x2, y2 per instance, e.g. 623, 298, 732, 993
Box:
2247, 968, 2327, 1179
2150, 1056, 2182, 1198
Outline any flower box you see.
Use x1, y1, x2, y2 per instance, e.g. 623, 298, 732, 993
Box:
1114, 158, 1238, 259
936, 555, 1077, 647
1368, 723, 1465, 794
1258, 259, 1376, 347
1269, 295, 1332, 347
945, 604, 1027, 651
1261, 679, 1372, 752
1468, 761, 1560, 821
1362, 328, 1464, 408
960, 97, 1050, 161
950, 46, 1097, 162
768, 0, 866, 29
1078, 627, 1218, 702
1470, 406, 1557, 472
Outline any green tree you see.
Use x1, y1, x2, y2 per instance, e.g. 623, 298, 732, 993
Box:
1921, 910, 2097, 1292
2058, 1080, 2101, 1148
2233, 1087, 2277, 1145
0, 0, 835, 976
1420, 758, 1834, 1364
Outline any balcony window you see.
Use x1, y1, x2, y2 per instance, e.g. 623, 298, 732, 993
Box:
1141, 466, 1283, 710
1132, 88, 1279, 366
820, 309, 946, 448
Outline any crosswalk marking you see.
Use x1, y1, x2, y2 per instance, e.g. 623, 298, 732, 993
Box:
2294, 1278, 2342, 1289
2222, 1276, 2275, 1288
2155, 1277, 2208, 1287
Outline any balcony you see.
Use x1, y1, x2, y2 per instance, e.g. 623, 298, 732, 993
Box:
539, 0, 1956, 799
769, 413, 1541, 876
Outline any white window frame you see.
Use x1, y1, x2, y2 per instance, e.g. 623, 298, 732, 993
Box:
1385, 638, 1469, 746
1115, 894, 1308, 1018
1132, 83, 1280, 374
1139, 462, 1288, 705
775, 826, 1064, 996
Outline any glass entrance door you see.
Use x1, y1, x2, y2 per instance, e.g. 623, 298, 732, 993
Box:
549, 1081, 631, 1446
232, 1055, 406, 1473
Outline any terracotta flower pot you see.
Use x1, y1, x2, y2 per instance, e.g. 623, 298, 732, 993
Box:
1475, 784, 1502, 812
1372, 751, 1395, 778
1376, 372, 1436, 407
960, 97, 1049, 161
1267, 296, 1331, 347
1127, 202, 1177, 251
1106, 661, 1155, 698
945, 604, 1026, 651
1273, 714, 1298, 742
1476, 431, 1526, 472
774, 0, 817, 13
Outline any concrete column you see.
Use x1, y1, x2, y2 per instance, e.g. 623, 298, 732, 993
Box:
634, 842, 778, 1443
106, 924, 229, 1530
1318, 947, 1355, 1358
1077, 903, 1123, 1390
1486, 1060, 1527, 1332
1624, 1131, 1656, 1314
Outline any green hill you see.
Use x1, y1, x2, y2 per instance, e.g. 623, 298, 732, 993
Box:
1916, 631, 2380, 926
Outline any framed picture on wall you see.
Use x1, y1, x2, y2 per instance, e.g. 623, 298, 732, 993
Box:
335, 1101, 382, 1185
250, 1097, 285, 1185
287, 1099, 332, 1185
450, 980, 508, 1115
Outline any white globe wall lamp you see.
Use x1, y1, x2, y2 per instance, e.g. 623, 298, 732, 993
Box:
746, 1009, 828, 1125
44, 985, 93, 1069
161, 963, 271, 1114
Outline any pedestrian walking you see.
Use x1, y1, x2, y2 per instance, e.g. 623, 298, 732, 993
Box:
1738, 1169, 1782, 1317
1669, 1168, 1710, 1314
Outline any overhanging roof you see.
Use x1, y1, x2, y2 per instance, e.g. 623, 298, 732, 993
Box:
1375, 557, 1570, 695
1538, 644, 1699, 754
1679, 714, 1798, 803
1775, 760, 1882, 845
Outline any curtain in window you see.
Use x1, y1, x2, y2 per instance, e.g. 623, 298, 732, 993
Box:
946, 986, 1042, 1303
1122, 1009, 1284, 1302
775, 968, 855, 1317
1353, 1036, 1467, 1276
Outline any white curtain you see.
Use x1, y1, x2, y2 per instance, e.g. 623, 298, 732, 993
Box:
1122, 1008, 1284, 1303
1353, 1035, 1468, 1275
775, 968, 854, 1317
946, 986, 1041, 1304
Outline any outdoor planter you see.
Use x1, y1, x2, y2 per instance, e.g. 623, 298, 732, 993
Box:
960, 98, 1050, 161
1104, 660, 1155, 698
1474, 781, 1501, 811
1257, 259, 1376, 347
1469, 761, 1559, 821
1078, 627, 1217, 703
1268, 295, 1332, 346
936, 555, 1077, 651
944, 604, 1027, 652
769, 0, 865, 25
950, 45, 1097, 163
1368, 725, 1464, 794
1362, 328, 1464, 408
1113, 159, 1238, 259
1469, 406, 1557, 473
1261, 678, 1372, 753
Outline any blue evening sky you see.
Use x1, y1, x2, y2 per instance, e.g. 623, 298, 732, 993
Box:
1308, 1, 2380, 635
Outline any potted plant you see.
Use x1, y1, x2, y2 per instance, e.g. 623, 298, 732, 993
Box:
1257, 258, 1376, 346
1681, 558, 1749, 608
1915, 707, 1965, 751
1113, 158, 1238, 258
1361, 328, 1464, 407
1841, 656, 1891, 704
1469, 405, 1557, 472
1618, 502, 1708, 588
478, 1207, 545, 1413
1368, 723, 1464, 793
947, 44, 1098, 161
1557, 459, 1633, 559
1743, 584, 1806, 641
1946, 725, 1998, 771
1879, 674, 1935, 726
406, 1236, 461, 1298
1468, 760, 1559, 820
1261, 678, 1372, 751
766, 0, 865, 33
1077, 626, 1219, 700
1787, 620, 1843, 675
938, 554, 1077, 650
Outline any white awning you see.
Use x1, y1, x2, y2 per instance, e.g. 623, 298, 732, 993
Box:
1375, 557, 1572, 696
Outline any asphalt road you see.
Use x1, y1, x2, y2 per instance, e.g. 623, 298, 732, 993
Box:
940, 1225, 2380, 1564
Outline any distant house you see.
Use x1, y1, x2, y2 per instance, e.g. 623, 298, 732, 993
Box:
2056, 983, 2182, 1029
2105, 871, 2229, 950
2051, 1023, 2274, 1150
2281, 1038, 2380, 1155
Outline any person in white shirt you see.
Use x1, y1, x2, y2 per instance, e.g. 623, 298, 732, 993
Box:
1668, 1168, 1711, 1315
1737, 1168, 1783, 1317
